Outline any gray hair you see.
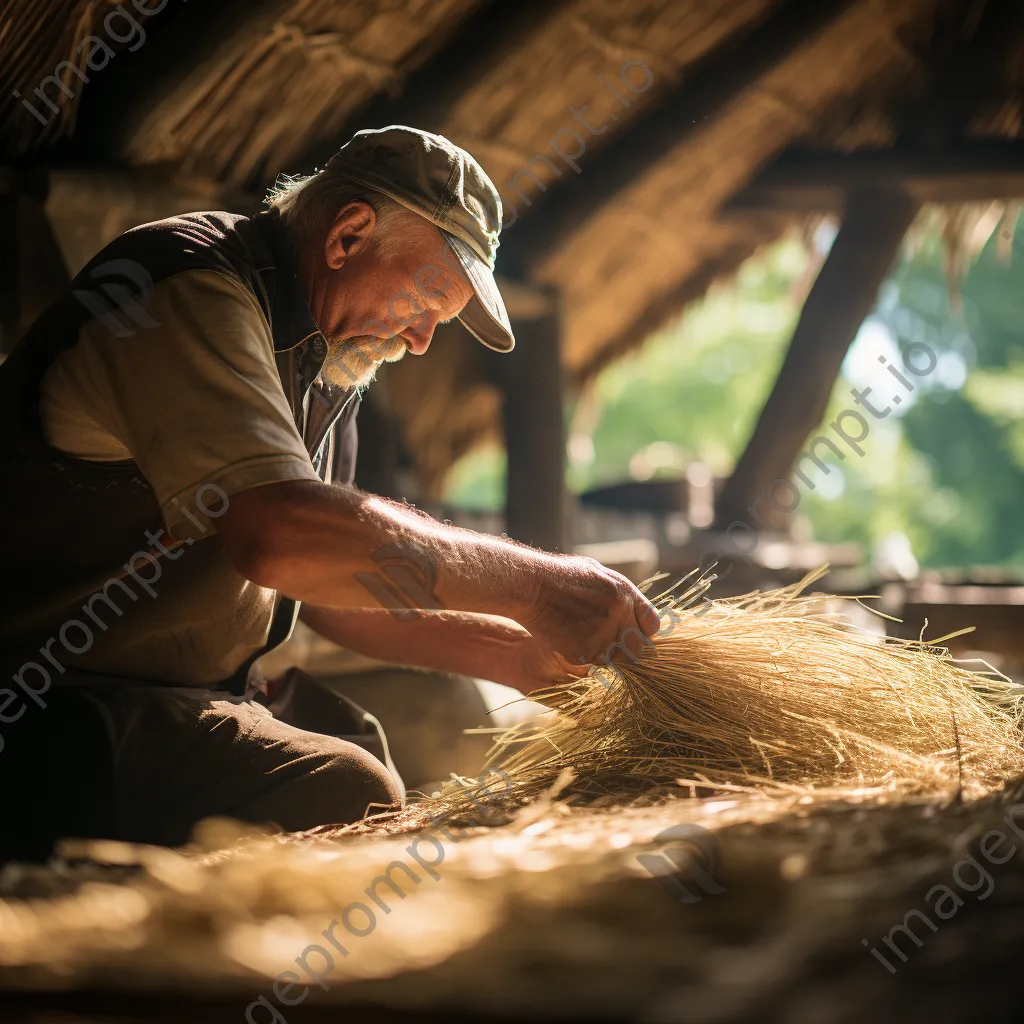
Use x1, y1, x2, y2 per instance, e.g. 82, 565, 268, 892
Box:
266, 171, 412, 260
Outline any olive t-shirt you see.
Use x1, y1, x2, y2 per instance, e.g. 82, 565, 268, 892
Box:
38, 270, 322, 686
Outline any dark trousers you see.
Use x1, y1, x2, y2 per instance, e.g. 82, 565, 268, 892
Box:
1, 669, 401, 861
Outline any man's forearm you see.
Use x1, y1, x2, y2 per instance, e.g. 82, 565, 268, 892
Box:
299, 605, 534, 681
219, 480, 544, 621
218, 479, 660, 665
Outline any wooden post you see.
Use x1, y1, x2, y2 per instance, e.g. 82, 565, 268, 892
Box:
714, 188, 921, 528
0, 168, 68, 358
495, 288, 566, 551
0, 190, 18, 358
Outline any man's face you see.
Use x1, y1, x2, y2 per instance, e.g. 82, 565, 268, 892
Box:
303, 203, 476, 389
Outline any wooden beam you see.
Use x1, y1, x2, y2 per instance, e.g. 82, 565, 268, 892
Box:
713, 189, 921, 530
498, 0, 855, 274
294, 0, 567, 174
726, 142, 1024, 212
493, 291, 566, 551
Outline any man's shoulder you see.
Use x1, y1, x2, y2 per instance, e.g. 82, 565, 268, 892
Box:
121, 210, 253, 248
78, 211, 272, 306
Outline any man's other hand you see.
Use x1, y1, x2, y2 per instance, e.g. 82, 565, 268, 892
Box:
497, 632, 589, 695
518, 555, 661, 669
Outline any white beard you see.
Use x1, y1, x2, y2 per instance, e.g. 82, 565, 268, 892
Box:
322, 334, 407, 388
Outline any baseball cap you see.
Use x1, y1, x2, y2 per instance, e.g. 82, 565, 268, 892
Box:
325, 125, 514, 352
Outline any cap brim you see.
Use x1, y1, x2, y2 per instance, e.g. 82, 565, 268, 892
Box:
444, 233, 515, 352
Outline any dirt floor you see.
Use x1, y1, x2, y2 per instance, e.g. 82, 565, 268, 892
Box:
4, 778, 1024, 1024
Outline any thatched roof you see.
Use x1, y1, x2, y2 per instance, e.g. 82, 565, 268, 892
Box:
4, 0, 1024, 491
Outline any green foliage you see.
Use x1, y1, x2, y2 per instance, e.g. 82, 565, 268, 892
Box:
900, 391, 1024, 566
445, 444, 506, 509
575, 238, 804, 488
863, 211, 1024, 568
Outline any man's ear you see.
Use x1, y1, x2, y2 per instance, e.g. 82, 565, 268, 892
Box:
324, 201, 376, 269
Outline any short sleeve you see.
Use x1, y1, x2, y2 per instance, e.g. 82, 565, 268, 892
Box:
44, 269, 320, 538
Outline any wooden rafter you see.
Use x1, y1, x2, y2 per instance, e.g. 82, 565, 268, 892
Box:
726, 141, 1024, 212
713, 188, 922, 530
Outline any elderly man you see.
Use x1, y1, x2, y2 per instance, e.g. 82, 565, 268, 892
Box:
0, 127, 657, 857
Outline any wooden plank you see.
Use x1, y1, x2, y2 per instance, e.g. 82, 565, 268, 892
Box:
893, 593, 1024, 659
713, 189, 921, 529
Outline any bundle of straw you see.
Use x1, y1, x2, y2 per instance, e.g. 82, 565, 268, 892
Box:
435, 569, 1024, 818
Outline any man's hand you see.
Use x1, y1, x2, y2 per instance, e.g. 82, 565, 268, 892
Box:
495, 631, 589, 695
516, 555, 661, 668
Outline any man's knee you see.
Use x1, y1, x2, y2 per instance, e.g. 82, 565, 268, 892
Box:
332, 741, 403, 814
299, 740, 402, 827
227, 711, 405, 831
